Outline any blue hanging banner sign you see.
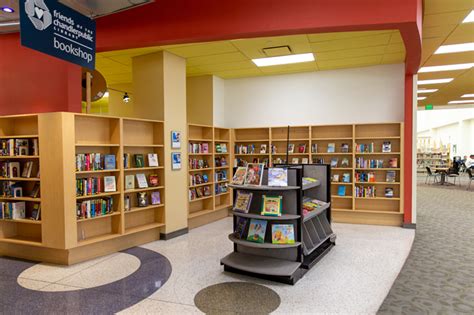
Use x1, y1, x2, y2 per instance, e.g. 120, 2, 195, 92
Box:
19, 0, 96, 69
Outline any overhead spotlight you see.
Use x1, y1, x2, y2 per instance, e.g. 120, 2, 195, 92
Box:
123, 92, 130, 103
1, 6, 15, 13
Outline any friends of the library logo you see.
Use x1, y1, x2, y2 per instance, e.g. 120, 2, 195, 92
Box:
23, 0, 94, 65
25, 0, 51, 31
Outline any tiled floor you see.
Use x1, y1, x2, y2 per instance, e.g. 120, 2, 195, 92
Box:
2, 218, 415, 314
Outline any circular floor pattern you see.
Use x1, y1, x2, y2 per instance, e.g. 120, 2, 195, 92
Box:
0, 247, 172, 314
18, 252, 141, 291
194, 282, 281, 314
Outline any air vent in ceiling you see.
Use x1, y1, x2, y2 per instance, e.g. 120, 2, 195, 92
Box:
262, 45, 292, 57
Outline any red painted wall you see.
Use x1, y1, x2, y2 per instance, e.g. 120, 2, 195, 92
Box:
0, 33, 81, 115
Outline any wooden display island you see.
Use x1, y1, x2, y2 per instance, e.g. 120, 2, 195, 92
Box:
0, 113, 166, 265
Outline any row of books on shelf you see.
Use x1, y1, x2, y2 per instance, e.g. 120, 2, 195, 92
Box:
189, 158, 210, 170
336, 186, 395, 198
76, 197, 114, 220
302, 198, 329, 217
76, 176, 117, 196
189, 173, 210, 186
125, 174, 160, 190
215, 183, 228, 195
215, 157, 228, 167
355, 141, 392, 153
215, 143, 228, 153
234, 218, 295, 245
215, 170, 228, 182
0, 138, 39, 156
76, 153, 160, 171
189, 185, 212, 200
235, 144, 266, 154
355, 158, 398, 169
331, 173, 351, 183
189, 143, 210, 154
330, 158, 350, 168
0, 202, 41, 220
235, 158, 270, 167
125, 191, 161, 210
0, 161, 37, 178
0, 182, 40, 198
354, 171, 397, 182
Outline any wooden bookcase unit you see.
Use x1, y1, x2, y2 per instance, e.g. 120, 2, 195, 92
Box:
231, 123, 404, 226
0, 113, 166, 265
188, 124, 232, 229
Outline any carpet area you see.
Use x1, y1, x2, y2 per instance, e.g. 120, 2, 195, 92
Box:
378, 173, 474, 313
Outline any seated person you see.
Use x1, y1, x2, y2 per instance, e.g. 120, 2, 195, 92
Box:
466, 155, 474, 169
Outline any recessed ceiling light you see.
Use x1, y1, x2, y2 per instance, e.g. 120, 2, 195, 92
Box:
418, 78, 453, 85
252, 53, 315, 67
417, 89, 438, 94
435, 43, 474, 54
462, 10, 474, 23
419, 63, 474, 73
461, 94, 474, 98
417, 97, 427, 100
448, 100, 474, 104
1, 6, 14, 13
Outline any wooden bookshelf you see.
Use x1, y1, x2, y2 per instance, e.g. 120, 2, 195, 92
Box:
0, 113, 166, 265
187, 124, 232, 229
231, 123, 404, 226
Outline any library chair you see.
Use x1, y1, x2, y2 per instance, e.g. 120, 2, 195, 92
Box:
425, 167, 439, 184
467, 169, 473, 191
447, 164, 461, 186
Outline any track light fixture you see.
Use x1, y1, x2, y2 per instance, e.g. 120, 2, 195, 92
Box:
123, 92, 130, 103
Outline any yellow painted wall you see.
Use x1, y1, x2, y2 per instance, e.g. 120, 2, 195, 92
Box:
186, 75, 214, 125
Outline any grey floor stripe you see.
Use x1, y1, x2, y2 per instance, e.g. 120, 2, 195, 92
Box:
378, 174, 474, 314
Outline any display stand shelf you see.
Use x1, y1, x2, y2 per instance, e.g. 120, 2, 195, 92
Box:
222, 164, 335, 284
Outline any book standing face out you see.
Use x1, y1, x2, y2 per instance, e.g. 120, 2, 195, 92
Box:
247, 219, 267, 243
261, 195, 282, 217
231, 167, 247, 185
268, 168, 288, 187
234, 191, 253, 213
244, 163, 264, 186
271, 224, 295, 244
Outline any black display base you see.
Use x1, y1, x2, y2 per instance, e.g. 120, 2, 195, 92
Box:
301, 238, 335, 270
222, 264, 307, 285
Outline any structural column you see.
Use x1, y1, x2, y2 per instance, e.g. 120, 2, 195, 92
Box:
132, 51, 188, 235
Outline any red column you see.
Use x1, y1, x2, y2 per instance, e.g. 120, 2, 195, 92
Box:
404, 74, 414, 224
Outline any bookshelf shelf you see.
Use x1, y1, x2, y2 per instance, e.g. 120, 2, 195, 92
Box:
124, 186, 164, 193
332, 167, 353, 170
189, 182, 213, 188
76, 212, 121, 223
356, 136, 400, 140
234, 139, 270, 142
355, 152, 400, 155
188, 138, 213, 142
76, 233, 121, 247
331, 182, 352, 185
355, 182, 400, 185
234, 153, 269, 156
125, 222, 165, 235
0, 135, 39, 139
216, 180, 229, 184
189, 195, 213, 203
189, 168, 212, 172
229, 234, 301, 249
0, 156, 40, 159
0, 177, 40, 181
0, 219, 41, 225
355, 168, 400, 171
75, 143, 120, 147
124, 166, 164, 172
272, 138, 310, 141
188, 209, 214, 219
355, 197, 400, 201
331, 195, 352, 199
0, 235, 43, 247
312, 137, 352, 140
123, 144, 164, 148
0, 196, 41, 202
215, 191, 230, 196
214, 166, 230, 170
188, 153, 213, 156
233, 211, 300, 220
312, 152, 351, 155
76, 169, 120, 174
76, 192, 120, 200
126, 204, 164, 214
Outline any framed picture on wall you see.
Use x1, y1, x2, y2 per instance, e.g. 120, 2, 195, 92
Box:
171, 131, 181, 149
172, 152, 181, 170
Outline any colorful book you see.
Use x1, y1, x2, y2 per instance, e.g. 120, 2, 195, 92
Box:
244, 163, 264, 186
389, 158, 398, 168
298, 144, 306, 153
234, 217, 248, 239
337, 185, 346, 196
302, 158, 309, 164
386, 171, 396, 182
234, 191, 253, 213
288, 144, 295, 154
332, 174, 339, 182
231, 167, 247, 185
341, 158, 349, 167
148, 153, 159, 167
247, 219, 267, 243
137, 192, 148, 207
149, 174, 159, 187
385, 187, 394, 198
104, 155, 116, 170
134, 154, 145, 168
327, 143, 335, 153
268, 168, 288, 186
330, 158, 338, 168
342, 173, 351, 183
261, 195, 282, 217
151, 191, 161, 205
341, 143, 349, 153
271, 224, 295, 244
311, 143, 318, 153
136, 173, 148, 188
125, 175, 135, 190
103, 176, 116, 192
291, 158, 299, 164
260, 144, 267, 154
382, 141, 392, 153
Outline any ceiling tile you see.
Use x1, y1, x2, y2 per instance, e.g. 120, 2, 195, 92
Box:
423, 51, 474, 66
316, 45, 388, 61
423, 11, 469, 27
384, 43, 406, 54
165, 41, 238, 58
318, 55, 383, 70
389, 31, 404, 44
381, 52, 406, 64
423, 0, 473, 15
307, 30, 392, 43
212, 68, 264, 79
310, 34, 391, 52
443, 23, 474, 44
422, 25, 458, 39
258, 61, 318, 74
231, 35, 312, 59
186, 52, 248, 67
194, 61, 256, 73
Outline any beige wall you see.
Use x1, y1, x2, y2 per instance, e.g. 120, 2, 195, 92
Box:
186, 75, 214, 125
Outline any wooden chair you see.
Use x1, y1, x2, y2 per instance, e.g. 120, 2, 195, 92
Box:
425, 166, 439, 184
